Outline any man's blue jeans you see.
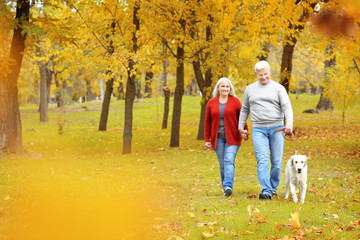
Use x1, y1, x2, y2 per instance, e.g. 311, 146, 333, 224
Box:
214, 138, 239, 191
252, 126, 284, 197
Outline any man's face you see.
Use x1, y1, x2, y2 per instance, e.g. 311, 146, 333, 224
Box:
255, 67, 271, 85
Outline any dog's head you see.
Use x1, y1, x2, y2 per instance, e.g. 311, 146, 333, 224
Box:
291, 155, 307, 173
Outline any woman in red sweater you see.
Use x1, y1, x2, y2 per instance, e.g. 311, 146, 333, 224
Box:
205, 77, 247, 197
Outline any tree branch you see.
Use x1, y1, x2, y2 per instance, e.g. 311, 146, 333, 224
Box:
354, 58, 360, 75
159, 37, 177, 58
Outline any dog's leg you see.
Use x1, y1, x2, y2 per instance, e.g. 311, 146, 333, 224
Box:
285, 187, 289, 199
285, 180, 289, 199
300, 182, 307, 204
285, 163, 290, 200
290, 181, 298, 203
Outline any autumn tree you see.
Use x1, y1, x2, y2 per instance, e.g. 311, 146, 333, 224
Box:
312, 0, 360, 120
0, 0, 30, 153
169, 18, 186, 147
145, 1, 190, 147
66, 0, 137, 138
311, 0, 360, 111
160, 42, 170, 129
36, 39, 54, 122
279, 0, 318, 92
123, 1, 140, 154
189, 0, 268, 139
316, 42, 335, 110
98, 20, 116, 131
189, 1, 213, 140
325, 54, 360, 123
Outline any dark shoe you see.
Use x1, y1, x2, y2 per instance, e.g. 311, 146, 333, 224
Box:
259, 193, 271, 200
272, 191, 278, 196
224, 188, 233, 197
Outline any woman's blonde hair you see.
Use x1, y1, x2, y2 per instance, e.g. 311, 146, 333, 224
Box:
212, 77, 236, 98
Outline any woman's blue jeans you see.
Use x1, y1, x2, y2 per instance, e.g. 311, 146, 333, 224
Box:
252, 126, 284, 197
214, 138, 239, 191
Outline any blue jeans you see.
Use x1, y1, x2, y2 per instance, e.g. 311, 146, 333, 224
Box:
214, 138, 240, 191
252, 126, 284, 196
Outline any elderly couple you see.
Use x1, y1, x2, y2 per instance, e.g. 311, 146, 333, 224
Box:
204, 60, 293, 200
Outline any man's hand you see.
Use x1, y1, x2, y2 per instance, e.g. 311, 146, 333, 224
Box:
239, 129, 249, 141
205, 142, 212, 148
284, 124, 293, 134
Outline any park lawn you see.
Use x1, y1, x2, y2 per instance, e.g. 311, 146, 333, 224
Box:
0, 94, 359, 240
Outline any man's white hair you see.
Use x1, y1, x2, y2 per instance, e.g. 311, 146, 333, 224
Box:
212, 77, 236, 97
254, 60, 271, 72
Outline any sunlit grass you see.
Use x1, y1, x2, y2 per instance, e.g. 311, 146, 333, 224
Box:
1, 94, 359, 239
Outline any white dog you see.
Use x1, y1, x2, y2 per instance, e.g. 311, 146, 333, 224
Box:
285, 155, 308, 203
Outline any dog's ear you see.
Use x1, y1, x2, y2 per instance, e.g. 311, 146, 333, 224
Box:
291, 156, 294, 167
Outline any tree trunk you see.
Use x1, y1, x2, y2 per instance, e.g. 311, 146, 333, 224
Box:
99, 21, 116, 131
136, 80, 142, 99
192, 59, 212, 140
54, 73, 64, 108
98, 74, 114, 131
162, 87, 170, 129
170, 33, 185, 147
191, 14, 213, 140
122, 2, 140, 154
144, 70, 153, 98
316, 43, 335, 110
98, 21, 116, 131
86, 79, 96, 101
46, 66, 52, 103
316, 91, 333, 110
257, 42, 270, 61
161, 41, 169, 128
197, 70, 212, 140
117, 78, 125, 100
123, 70, 136, 153
39, 60, 48, 122
0, 0, 29, 154
280, 37, 297, 93
63, 77, 73, 105
161, 42, 168, 90
279, 2, 317, 93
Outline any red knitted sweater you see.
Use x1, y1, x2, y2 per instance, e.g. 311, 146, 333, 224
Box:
204, 95, 247, 149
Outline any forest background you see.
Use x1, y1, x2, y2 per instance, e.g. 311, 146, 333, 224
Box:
0, 0, 359, 239
1, 0, 359, 154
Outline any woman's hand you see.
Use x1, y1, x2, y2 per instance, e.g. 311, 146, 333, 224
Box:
205, 142, 212, 148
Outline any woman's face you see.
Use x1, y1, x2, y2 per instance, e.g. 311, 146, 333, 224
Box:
218, 80, 231, 97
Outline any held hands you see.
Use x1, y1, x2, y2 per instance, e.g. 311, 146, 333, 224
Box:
239, 129, 249, 141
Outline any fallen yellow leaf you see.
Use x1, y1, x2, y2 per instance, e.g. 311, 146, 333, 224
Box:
202, 232, 215, 238
208, 221, 218, 226
289, 206, 301, 229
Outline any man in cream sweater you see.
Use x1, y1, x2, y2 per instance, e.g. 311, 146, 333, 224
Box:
238, 60, 293, 200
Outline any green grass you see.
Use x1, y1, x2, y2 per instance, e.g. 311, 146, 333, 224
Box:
1, 94, 359, 240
